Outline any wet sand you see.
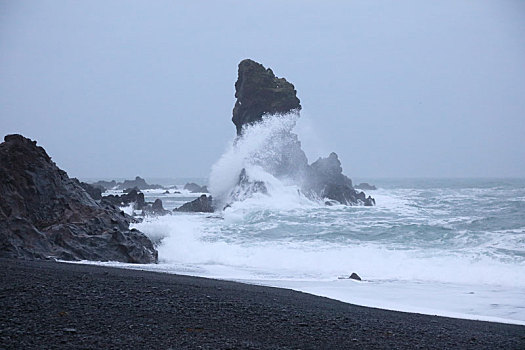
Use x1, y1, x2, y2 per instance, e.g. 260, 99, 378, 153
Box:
1, 258, 524, 349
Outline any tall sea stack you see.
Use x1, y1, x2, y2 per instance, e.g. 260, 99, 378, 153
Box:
232, 59, 301, 135
229, 59, 375, 206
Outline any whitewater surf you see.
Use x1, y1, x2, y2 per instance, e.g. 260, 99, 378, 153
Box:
94, 114, 525, 325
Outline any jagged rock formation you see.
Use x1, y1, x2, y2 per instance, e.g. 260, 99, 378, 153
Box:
103, 188, 146, 209
0, 134, 158, 263
306, 153, 375, 206
228, 169, 268, 205
103, 189, 170, 216
143, 199, 170, 216
355, 183, 377, 191
232, 59, 301, 135
174, 195, 214, 213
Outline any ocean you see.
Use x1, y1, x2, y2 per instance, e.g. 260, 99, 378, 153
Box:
88, 115, 525, 325
97, 177, 525, 325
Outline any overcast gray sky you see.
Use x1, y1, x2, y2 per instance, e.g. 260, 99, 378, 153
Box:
1, 0, 524, 179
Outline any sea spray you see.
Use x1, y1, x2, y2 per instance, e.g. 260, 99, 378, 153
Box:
209, 113, 311, 208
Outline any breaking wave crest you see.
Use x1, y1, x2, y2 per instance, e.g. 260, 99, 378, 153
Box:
209, 113, 314, 210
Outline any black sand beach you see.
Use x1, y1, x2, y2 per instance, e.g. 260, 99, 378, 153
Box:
1, 258, 524, 349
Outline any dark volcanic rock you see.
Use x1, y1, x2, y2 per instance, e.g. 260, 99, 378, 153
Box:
228, 168, 268, 204
102, 188, 146, 210
116, 176, 163, 191
355, 182, 377, 190
306, 153, 375, 206
78, 181, 103, 200
143, 199, 170, 216
175, 195, 214, 213
0, 134, 157, 263
310, 152, 353, 188
90, 180, 116, 191
232, 59, 301, 135
350, 272, 362, 281
123, 186, 140, 194
183, 182, 208, 193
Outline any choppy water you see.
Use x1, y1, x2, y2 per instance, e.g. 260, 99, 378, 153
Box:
97, 178, 525, 325
95, 116, 525, 324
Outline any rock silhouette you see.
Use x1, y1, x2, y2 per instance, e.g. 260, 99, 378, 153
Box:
232, 59, 301, 135
175, 195, 214, 213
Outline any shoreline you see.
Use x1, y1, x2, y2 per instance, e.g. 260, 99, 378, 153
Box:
2, 258, 524, 349
65, 260, 525, 327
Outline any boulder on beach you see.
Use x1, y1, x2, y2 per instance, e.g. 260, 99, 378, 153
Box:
0, 134, 158, 263
350, 272, 362, 281
337, 272, 362, 281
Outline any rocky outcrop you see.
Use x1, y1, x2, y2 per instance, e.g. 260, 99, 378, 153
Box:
103, 188, 146, 209
228, 168, 268, 205
338, 273, 362, 281
184, 183, 208, 193
103, 189, 170, 216
355, 183, 377, 191
116, 176, 163, 191
174, 195, 214, 213
232, 59, 301, 135
0, 134, 158, 263
90, 180, 116, 191
306, 153, 375, 206
78, 181, 103, 200
143, 199, 170, 216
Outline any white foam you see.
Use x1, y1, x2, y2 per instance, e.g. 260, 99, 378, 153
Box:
120, 203, 135, 216
209, 113, 309, 209
133, 212, 525, 285
124, 206, 525, 324
249, 278, 525, 326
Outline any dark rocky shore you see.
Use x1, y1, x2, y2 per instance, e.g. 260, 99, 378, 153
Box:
0, 135, 157, 263
1, 259, 523, 350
